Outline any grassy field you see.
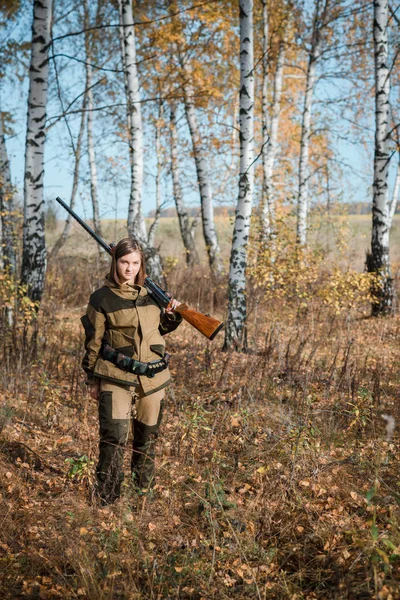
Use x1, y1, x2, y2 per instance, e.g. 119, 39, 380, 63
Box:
46, 215, 400, 286
1, 215, 400, 599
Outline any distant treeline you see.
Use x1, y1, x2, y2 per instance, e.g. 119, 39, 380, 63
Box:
147, 206, 236, 218
147, 202, 399, 219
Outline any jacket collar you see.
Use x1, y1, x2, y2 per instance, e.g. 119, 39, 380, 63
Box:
104, 276, 147, 301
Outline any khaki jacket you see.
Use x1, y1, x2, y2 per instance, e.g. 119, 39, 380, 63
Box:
81, 278, 182, 395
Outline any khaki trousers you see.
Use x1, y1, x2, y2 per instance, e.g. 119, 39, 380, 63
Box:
96, 380, 165, 502
100, 380, 164, 426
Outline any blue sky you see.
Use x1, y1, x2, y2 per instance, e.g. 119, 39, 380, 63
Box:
2, 1, 399, 229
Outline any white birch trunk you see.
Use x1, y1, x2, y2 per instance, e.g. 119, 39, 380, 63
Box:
87, 71, 103, 240
118, 0, 131, 135
118, 0, 145, 241
224, 0, 254, 351
181, 63, 222, 275
261, 36, 285, 243
148, 102, 163, 247
0, 115, 17, 275
261, 0, 270, 239
49, 92, 87, 261
21, 0, 52, 302
84, 0, 104, 258
296, 0, 330, 246
368, 0, 393, 313
388, 158, 400, 227
170, 103, 199, 266
119, 0, 163, 280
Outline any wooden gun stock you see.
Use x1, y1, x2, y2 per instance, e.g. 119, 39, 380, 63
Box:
174, 303, 224, 341
144, 276, 224, 341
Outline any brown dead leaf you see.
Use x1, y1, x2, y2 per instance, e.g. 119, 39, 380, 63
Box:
54, 436, 73, 446
230, 415, 241, 428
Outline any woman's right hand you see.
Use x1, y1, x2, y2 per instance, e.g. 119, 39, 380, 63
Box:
87, 381, 100, 400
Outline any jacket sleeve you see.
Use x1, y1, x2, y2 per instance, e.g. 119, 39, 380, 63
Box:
159, 310, 183, 336
81, 299, 106, 383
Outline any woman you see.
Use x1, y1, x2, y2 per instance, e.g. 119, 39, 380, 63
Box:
81, 238, 182, 504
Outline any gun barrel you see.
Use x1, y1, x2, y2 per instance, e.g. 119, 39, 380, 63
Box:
144, 277, 170, 308
55, 196, 112, 256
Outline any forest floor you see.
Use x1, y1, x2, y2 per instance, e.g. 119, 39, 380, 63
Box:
1, 217, 400, 599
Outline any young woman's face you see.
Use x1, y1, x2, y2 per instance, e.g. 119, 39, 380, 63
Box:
116, 250, 142, 284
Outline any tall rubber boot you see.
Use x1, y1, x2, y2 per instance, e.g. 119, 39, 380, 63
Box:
131, 420, 158, 490
96, 391, 129, 504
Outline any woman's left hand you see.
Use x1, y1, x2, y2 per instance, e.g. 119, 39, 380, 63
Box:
165, 297, 181, 313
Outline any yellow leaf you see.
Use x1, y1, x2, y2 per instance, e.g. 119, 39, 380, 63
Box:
175, 567, 183, 573
247, 521, 255, 535
256, 466, 268, 474
80, 527, 88, 536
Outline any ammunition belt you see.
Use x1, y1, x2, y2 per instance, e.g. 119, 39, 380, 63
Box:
102, 343, 170, 378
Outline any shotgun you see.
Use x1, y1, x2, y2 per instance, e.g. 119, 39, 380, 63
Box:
55, 196, 224, 341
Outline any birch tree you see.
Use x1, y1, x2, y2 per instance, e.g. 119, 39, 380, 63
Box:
388, 158, 400, 227
21, 0, 52, 303
118, 0, 145, 241
296, 0, 331, 246
49, 92, 87, 261
367, 0, 394, 313
388, 109, 400, 227
224, 0, 254, 351
170, 103, 199, 266
180, 60, 222, 276
86, 71, 103, 241
118, 0, 163, 280
260, 0, 271, 241
148, 101, 164, 248
260, 15, 286, 244
0, 115, 17, 275
83, 0, 106, 258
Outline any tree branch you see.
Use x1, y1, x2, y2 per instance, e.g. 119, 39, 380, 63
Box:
51, 0, 221, 43
49, 51, 158, 72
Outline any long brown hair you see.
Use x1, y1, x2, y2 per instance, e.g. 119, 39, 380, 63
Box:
109, 238, 146, 286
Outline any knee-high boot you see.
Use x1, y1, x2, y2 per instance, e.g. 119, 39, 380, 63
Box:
131, 419, 158, 490
97, 390, 129, 504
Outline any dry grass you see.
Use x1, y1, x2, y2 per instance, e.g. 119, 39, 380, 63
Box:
1, 221, 400, 599
46, 214, 400, 271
